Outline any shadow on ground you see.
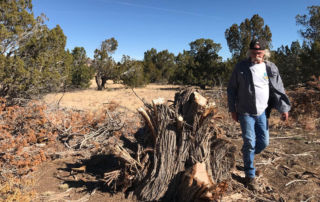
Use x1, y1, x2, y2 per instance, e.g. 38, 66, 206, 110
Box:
58, 154, 121, 193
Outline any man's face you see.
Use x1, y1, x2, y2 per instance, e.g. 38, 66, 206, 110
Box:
250, 49, 265, 64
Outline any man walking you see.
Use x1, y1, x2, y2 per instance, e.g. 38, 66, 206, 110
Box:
227, 38, 291, 191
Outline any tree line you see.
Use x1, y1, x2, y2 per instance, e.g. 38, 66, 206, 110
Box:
1, 0, 319, 100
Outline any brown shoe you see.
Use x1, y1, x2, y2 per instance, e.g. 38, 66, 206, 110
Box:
245, 177, 258, 192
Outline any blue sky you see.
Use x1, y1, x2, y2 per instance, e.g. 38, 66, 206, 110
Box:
32, 0, 319, 61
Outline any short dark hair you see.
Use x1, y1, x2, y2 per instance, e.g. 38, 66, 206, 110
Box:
249, 39, 267, 50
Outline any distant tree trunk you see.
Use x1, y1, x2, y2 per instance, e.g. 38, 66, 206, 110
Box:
95, 74, 103, 90
95, 74, 108, 90
200, 84, 206, 89
101, 76, 107, 89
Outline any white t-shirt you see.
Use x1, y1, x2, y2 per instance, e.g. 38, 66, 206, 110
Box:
249, 63, 269, 115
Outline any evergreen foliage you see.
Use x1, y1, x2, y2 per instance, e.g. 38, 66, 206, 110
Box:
296, 6, 320, 43
70, 47, 94, 88
92, 38, 118, 90
0, 0, 72, 99
225, 14, 272, 60
171, 39, 227, 88
296, 6, 320, 81
120, 55, 148, 88
273, 41, 304, 86
273, 6, 320, 87
143, 48, 176, 84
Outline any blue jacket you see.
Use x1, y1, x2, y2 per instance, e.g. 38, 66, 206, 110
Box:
227, 59, 291, 116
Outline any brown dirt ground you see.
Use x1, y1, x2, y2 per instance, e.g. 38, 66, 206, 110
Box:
33, 81, 320, 202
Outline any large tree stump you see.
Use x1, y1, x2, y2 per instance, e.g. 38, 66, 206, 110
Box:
103, 87, 236, 201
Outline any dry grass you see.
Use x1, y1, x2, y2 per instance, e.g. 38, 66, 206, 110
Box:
43, 80, 181, 112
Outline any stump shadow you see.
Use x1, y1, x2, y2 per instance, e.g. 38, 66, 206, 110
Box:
57, 154, 121, 193
158, 87, 182, 91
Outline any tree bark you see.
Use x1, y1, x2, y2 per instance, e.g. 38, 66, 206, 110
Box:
133, 87, 236, 201
95, 75, 103, 90
103, 87, 236, 201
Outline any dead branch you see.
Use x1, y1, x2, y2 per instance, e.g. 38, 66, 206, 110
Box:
57, 91, 65, 109
104, 170, 121, 186
255, 158, 272, 165
137, 107, 156, 143
39, 188, 73, 201
302, 196, 315, 202
270, 136, 303, 140
106, 143, 142, 168
285, 179, 308, 187
131, 88, 150, 108
280, 151, 315, 157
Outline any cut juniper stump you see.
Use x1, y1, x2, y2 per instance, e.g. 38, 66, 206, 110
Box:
103, 87, 236, 201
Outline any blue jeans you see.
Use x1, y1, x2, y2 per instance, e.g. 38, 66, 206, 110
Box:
238, 111, 269, 178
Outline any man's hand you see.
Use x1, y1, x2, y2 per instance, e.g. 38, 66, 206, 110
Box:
231, 112, 238, 122
281, 112, 289, 121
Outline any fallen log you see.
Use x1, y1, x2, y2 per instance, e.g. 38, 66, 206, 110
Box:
103, 87, 236, 201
